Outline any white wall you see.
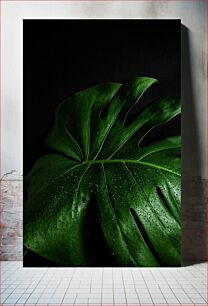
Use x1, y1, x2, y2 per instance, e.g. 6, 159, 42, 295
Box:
1, 1, 207, 179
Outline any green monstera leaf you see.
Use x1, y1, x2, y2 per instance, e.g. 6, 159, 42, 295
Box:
24, 77, 181, 267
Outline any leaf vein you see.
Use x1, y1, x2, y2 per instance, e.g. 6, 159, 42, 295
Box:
101, 163, 137, 266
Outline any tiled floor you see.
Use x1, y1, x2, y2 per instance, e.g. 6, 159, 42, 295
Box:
0, 261, 207, 305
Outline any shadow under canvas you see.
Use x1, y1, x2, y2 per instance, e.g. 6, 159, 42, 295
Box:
181, 25, 207, 266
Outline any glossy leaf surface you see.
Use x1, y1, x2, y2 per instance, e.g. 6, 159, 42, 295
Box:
24, 77, 181, 266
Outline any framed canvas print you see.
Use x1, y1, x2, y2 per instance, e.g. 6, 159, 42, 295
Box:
23, 19, 181, 267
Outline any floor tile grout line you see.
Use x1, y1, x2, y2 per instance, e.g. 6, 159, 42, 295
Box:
159, 268, 182, 304
62, 267, 77, 304
130, 267, 141, 305
0, 262, 207, 305
18, 267, 49, 304
169, 268, 206, 303
121, 268, 127, 305
139, 269, 154, 305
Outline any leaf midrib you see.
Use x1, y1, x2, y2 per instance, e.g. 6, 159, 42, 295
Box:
30, 157, 179, 199
82, 159, 180, 177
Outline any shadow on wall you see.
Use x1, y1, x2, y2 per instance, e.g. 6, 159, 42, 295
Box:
181, 25, 207, 265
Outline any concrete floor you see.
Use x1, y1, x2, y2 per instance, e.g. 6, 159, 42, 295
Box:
0, 261, 207, 305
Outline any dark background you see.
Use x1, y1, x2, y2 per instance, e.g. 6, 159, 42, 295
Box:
24, 19, 181, 266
